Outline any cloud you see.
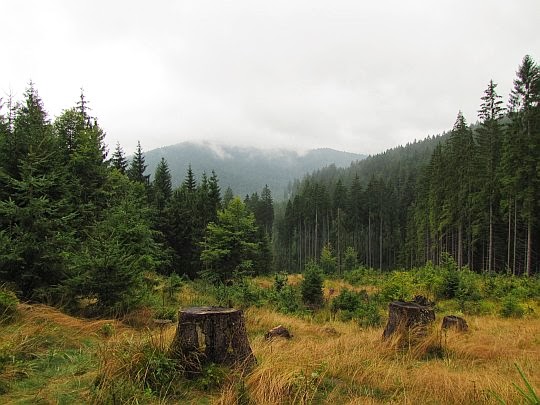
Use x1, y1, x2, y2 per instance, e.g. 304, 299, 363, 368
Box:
1, 0, 539, 155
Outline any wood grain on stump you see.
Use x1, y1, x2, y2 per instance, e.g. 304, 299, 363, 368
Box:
170, 306, 256, 371
382, 301, 435, 340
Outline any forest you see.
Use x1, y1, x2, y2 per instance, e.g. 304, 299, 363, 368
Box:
2, 56, 539, 311
274, 55, 540, 277
0, 56, 539, 404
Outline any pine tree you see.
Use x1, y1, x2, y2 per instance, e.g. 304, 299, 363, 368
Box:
111, 142, 128, 174
153, 157, 172, 211
504, 55, 540, 276
0, 84, 74, 299
200, 197, 260, 284
476, 80, 504, 272
127, 141, 149, 184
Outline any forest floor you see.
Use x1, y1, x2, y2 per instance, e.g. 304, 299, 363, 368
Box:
0, 276, 539, 404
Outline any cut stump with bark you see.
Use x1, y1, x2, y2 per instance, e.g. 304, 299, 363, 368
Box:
441, 315, 468, 332
170, 306, 256, 372
382, 300, 435, 340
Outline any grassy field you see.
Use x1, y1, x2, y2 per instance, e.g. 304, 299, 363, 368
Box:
0, 275, 538, 404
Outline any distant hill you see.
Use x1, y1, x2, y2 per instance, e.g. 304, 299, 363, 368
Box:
143, 142, 365, 200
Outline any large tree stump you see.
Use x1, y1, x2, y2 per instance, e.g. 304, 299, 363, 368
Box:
170, 307, 256, 372
382, 301, 435, 340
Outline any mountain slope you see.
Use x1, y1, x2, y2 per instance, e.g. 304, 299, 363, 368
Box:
143, 142, 365, 199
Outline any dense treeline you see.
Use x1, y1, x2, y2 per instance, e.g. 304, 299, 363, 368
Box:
0, 85, 273, 313
275, 55, 539, 276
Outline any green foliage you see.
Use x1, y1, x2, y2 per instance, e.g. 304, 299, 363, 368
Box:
380, 271, 415, 302
197, 363, 228, 391
343, 267, 380, 286
273, 271, 288, 292
0, 287, 18, 323
331, 289, 363, 314
500, 294, 525, 318
331, 289, 381, 326
301, 261, 324, 309
439, 254, 460, 299
272, 285, 302, 314
320, 244, 337, 274
200, 197, 260, 284
64, 174, 164, 315
343, 246, 358, 272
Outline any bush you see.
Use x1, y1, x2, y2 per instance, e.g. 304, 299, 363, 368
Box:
355, 301, 382, 327
301, 261, 324, 309
320, 245, 337, 275
343, 267, 379, 286
273, 285, 302, 314
343, 247, 358, 272
331, 289, 381, 326
0, 288, 19, 323
500, 295, 525, 318
380, 271, 415, 302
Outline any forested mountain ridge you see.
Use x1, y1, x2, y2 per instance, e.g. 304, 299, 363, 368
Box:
275, 55, 540, 276
143, 142, 366, 200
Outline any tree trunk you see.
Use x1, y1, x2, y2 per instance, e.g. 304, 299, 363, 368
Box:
526, 218, 532, 277
170, 307, 256, 372
382, 301, 435, 341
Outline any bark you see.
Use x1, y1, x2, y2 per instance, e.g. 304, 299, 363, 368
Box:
170, 307, 256, 372
382, 301, 435, 341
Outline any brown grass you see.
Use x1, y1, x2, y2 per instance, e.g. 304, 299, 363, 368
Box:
1, 296, 539, 404
209, 307, 540, 405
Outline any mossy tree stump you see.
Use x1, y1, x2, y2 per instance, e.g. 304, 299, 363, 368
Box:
170, 307, 256, 372
382, 301, 435, 340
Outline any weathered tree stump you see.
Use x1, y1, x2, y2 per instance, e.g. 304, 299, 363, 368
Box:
264, 325, 292, 340
170, 307, 256, 372
382, 301, 435, 340
441, 315, 468, 332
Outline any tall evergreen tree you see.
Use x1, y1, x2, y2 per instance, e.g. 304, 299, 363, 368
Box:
504, 55, 540, 275
476, 80, 504, 272
153, 157, 172, 211
127, 141, 149, 185
111, 142, 128, 174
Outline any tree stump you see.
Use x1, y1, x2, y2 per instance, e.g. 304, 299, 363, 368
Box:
170, 306, 256, 372
441, 315, 468, 332
382, 301, 435, 340
264, 325, 292, 340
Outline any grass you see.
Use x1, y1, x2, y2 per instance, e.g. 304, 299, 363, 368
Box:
0, 274, 539, 404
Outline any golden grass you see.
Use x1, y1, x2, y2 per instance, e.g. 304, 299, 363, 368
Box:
208, 307, 540, 405
1, 293, 539, 404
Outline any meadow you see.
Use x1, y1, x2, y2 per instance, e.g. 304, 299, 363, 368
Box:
0, 266, 539, 404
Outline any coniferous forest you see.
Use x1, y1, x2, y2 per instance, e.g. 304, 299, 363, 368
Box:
1, 56, 539, 313
0, 56, 539, 404
274, 55, 540, 277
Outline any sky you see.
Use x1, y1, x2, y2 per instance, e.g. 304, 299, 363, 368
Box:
1, 1, 539, 156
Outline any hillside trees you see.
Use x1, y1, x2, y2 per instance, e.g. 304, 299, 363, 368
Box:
200, 197, 260, 284
274, 55, 539, 276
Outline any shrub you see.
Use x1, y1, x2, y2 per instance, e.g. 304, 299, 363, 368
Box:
0, 288, 19, 323
380, 271, 415, 302
301, 261, 324, 309
500, 295, 525, 318
320, 244, 337, 275
355, 301, 382, 327
273, 285, 302, 314
273, 272, 288, 292
343, 247, 358, 272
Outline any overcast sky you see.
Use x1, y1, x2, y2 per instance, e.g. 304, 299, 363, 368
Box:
1, 1, 539, 155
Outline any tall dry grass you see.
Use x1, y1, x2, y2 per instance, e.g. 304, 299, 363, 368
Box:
210, 307, 540, 404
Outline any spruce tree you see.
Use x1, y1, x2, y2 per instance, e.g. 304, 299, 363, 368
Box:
111, 142, 128, 174
127, 141, 149, 184
476, 80, 504, 272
